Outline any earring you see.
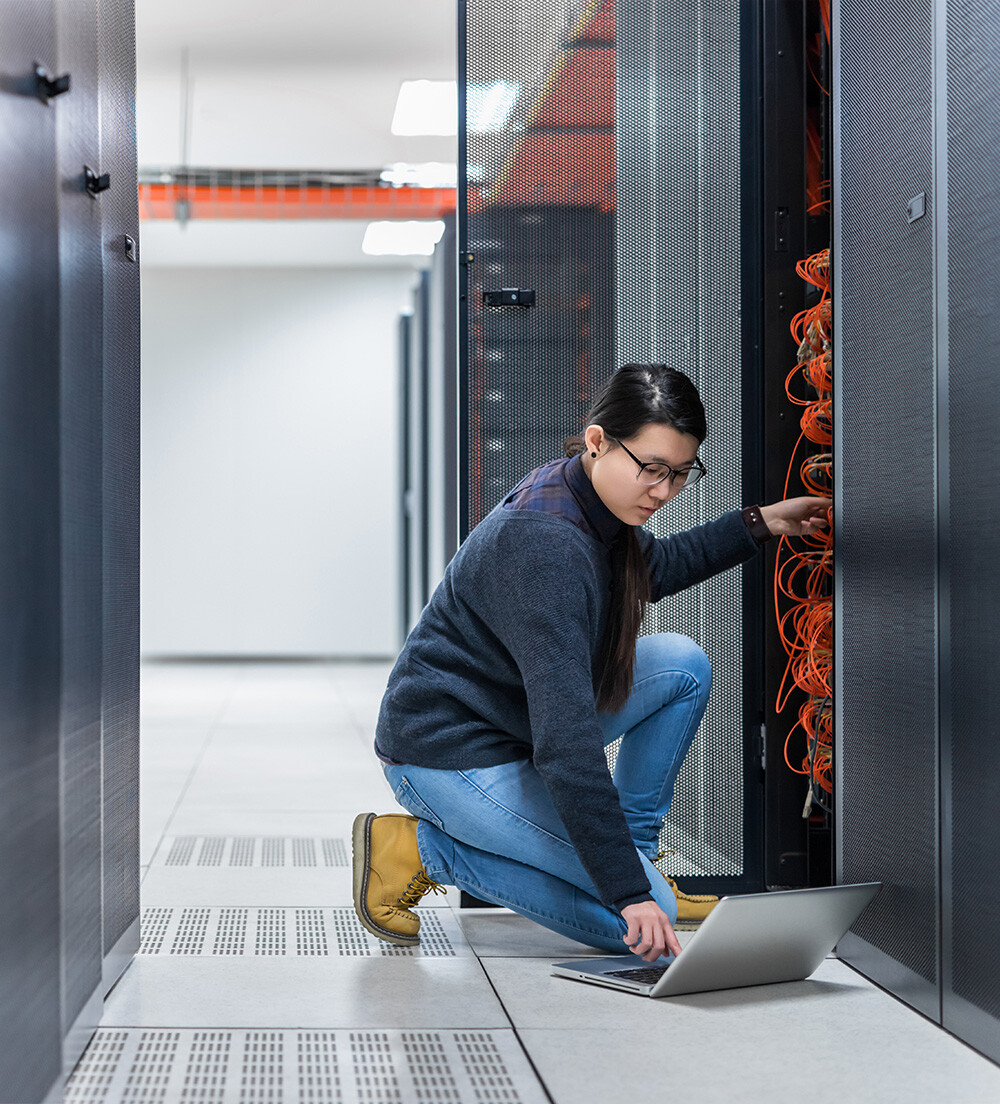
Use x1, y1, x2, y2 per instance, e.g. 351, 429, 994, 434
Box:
591, 451, 597, 457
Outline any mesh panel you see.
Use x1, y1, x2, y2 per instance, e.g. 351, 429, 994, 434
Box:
463, 0, 751, 880
99, 0, 141, 959
0, 8, 63, 1100
835, 0, 938, 991
56, 0, 105, 1033
945, 0, 1000, 1039
617, 0, 744, 876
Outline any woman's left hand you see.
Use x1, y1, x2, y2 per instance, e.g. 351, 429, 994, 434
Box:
759, 496, 832, 538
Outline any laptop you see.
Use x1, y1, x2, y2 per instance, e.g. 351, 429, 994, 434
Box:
551, 881, 881, 998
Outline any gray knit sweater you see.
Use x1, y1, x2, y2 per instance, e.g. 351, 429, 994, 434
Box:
376, 455, 761, 908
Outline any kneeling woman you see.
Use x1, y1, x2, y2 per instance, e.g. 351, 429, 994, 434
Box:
354, 364, 829, 962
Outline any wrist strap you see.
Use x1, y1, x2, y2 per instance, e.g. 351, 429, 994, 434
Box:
742, 505, 772, 545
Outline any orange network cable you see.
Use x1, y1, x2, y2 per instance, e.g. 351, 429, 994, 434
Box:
775, 247, 834, 807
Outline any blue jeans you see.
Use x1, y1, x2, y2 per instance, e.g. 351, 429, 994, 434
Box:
382, 632, 711, 954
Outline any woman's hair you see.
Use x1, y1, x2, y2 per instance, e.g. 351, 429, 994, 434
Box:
564, 364, 707, 713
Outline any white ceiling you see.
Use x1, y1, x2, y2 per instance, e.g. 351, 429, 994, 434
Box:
135, 0, 458, 268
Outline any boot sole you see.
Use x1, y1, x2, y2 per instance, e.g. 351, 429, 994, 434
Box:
351, 812, 420, 947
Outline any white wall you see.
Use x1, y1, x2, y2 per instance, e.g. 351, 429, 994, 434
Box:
140, 265, 419, 657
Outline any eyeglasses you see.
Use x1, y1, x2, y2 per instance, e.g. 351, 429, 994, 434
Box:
610, 437, 707, 489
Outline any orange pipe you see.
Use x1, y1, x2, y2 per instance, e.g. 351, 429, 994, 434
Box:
138, 184, 460, 221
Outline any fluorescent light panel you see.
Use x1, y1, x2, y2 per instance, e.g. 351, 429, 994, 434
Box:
362, 220, 446, 256
392, 81, 456, 136
391, 80, 519, 136
380, 162, 458, 188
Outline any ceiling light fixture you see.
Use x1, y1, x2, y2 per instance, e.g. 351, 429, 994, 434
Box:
391, 81, 457, 136
380, 162, 458, 188
362, 220, 446, 256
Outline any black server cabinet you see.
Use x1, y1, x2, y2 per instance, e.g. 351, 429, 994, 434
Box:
834, 0, 940, 1021
939, 0, 1000, 1063
835, 0, 1000, 1060
56, 0, 106, 1063
428, 216, 460, 573
98, 0, 142, 987
460, 0, 776, 896
400, 218, 458, 644
0, 0, 141, 1097
406, 269, 432, 631
398, 311, 414, 647
0, 10, 64, 1102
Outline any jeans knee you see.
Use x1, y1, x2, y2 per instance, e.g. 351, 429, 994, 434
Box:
643, 632, 711, 693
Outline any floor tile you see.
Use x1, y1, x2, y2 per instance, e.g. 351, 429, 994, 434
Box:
137, 905, 467, 956
480, 954, 882, 1030
99, 956, 510, 1029
519, 1007, 1000, 1104
66, 1027, 549, 1104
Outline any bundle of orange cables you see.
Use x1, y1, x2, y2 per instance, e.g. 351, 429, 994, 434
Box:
776, 248, 833, 811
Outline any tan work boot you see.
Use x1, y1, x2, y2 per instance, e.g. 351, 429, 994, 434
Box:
664, 874, 719, 924
352, 812, 446, 946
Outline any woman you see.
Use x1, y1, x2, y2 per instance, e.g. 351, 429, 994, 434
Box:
353, 364, 830, 962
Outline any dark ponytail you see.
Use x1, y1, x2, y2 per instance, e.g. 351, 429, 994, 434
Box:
564, 365, 707, 713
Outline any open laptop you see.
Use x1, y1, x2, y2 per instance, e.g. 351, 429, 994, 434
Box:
552, 881, 881, 998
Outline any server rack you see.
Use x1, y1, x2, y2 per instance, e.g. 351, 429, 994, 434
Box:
458, 0, 823, 897
834, 0, 1000, 1064
0, 1, 141, 1098
400, 217, 459, 642
398, 310, 414, 646
0, 9, 64, 1101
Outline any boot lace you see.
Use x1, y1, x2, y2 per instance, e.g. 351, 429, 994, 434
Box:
397, 870, 447, 910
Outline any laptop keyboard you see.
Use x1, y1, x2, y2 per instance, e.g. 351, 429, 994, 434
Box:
604, 964, 671, 984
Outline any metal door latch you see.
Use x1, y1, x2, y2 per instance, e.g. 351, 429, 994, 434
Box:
85, 166, 111, 196
35, 64, 71, 103
483, 288, 536, 308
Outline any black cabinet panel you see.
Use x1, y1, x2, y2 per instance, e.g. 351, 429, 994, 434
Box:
942, 0, 1000, 1064
834, 0, 940, 1020
0, 4, 64, 1101
57, 0, 105, 1038
98, 0, 141, 965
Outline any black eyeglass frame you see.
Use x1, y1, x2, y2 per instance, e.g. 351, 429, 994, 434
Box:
608, 437, 708, 488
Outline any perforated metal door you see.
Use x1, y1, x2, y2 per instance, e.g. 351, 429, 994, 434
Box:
98, 0, 141, 973
460, 0, 762, 890
0, 7, 63, 1101
56, 0, 105, 1038
941, 0, 1000, 1063
833, 0, 940, 1020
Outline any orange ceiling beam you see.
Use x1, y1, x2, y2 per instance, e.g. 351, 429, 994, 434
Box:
138, 184, 460, 221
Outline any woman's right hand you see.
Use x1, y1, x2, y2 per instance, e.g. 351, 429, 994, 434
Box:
621, 900, 682, 961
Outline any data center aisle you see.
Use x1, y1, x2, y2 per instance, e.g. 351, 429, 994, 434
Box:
64, 661, 1000, 1103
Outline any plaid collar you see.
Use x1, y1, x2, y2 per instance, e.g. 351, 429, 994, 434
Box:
504, 453, 623, 549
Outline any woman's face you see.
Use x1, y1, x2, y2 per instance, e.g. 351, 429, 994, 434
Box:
584, 421, 702, 527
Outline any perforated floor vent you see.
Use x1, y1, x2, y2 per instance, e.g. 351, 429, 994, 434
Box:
157, 837, 349, 868
65, 1029, 547, 1103
139, 908, 458, 957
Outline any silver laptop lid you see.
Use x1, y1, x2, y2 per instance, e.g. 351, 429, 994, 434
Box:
552, 882, 881, 998
649, 881, 881, 996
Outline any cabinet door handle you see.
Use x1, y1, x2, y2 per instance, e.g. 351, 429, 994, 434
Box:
85, 166, 111, 196
35, 64, 71, 102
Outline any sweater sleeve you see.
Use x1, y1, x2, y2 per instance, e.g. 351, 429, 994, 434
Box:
639, 510, 761, 603
472, 517, 652, 908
